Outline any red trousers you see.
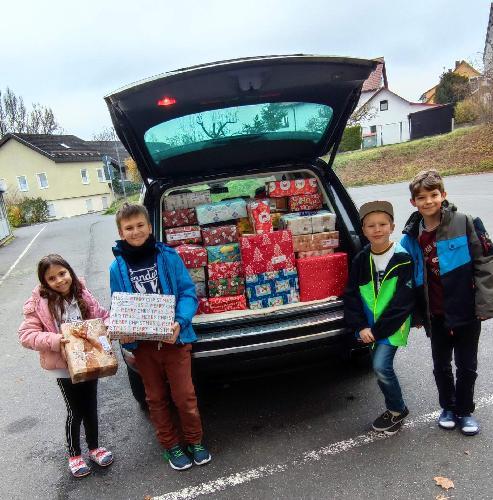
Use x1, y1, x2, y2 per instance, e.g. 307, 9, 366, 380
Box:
134, 341, 203, 449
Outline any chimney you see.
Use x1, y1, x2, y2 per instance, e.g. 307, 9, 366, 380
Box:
455, 60, 461, 69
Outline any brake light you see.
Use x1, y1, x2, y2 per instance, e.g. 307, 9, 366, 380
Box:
157, 96, 176, 106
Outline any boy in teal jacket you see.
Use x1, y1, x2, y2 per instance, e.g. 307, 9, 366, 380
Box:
344, 201, 415, 435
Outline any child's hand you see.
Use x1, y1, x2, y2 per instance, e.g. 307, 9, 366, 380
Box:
163, 322, 180, 344
359, 328, 375, 344
60, 338, 69, 361
120, 336, 136, 344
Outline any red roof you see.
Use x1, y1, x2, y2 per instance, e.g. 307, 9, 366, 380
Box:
362, 57, 387, 92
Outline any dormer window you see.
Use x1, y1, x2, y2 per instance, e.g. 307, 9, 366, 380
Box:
380, 100, 388, 111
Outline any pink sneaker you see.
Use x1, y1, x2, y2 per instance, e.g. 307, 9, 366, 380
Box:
69, 456, 91, 478
88, 447, 114, 467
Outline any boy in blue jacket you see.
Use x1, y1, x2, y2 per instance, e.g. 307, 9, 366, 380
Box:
110, 203, 211, 470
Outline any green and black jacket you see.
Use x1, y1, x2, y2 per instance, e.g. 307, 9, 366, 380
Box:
344, 242, 415, 346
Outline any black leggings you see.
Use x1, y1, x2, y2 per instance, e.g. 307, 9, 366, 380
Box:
57, 378, 99, 457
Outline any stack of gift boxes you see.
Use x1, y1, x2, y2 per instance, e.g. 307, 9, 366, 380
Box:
162, 178, 348, 314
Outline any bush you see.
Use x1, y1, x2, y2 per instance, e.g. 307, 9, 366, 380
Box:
6, 196, 49, 226
339, 125, 362, 152
7, 205, 22, 227
455, 99, 480, 124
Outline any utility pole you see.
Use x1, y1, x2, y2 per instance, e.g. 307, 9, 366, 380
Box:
111, 128, 126, 200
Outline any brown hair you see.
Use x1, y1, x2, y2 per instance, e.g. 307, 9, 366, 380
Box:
115, 203, 150, 230
37, 254, 89, 324
409, 169, 445, 199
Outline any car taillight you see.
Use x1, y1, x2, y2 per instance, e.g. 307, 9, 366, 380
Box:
157, 96, 176, 106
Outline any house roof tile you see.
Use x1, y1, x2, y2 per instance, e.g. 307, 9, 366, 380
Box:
362, 57, 387, 92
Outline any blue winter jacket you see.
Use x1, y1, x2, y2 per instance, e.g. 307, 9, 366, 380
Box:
109, 241, 198, 345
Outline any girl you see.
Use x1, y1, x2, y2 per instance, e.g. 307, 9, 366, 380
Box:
18, 254, 114, 478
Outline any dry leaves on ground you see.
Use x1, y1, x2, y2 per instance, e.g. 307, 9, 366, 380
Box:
434, 476, 455, 490
435, 494, 451, 500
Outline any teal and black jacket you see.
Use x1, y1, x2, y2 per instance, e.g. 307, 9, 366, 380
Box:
401, 201, 493, 334
344, 242, 415, 346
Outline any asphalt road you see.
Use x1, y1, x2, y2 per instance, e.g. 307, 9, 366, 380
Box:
1, 173, 493, 500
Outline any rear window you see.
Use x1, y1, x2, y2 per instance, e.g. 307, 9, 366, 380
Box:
144, 102, 333, 163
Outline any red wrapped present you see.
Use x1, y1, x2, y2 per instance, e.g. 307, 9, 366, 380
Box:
288, 193, 323, 212
208, 277, 245, 298
296, 252, 348, 301
175, 245, 207, 268
165, 226, 202, 247
266, 178, 319, 198
239, 230, 295, 276
197, 295, 248, 314
297, 249, 334, 258
201, 224, 238, 246
163, 208, 198, 228
292, 231, 339, 252
247, 200, 273, 234
208, 261, 244, 280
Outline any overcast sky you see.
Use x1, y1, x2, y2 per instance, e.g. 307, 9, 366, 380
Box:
2, 0, 491, 139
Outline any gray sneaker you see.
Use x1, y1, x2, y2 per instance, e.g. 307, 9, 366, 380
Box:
372, 407, 409, 434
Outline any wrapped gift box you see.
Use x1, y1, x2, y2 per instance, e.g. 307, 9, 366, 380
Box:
237, 217, 254, 236
208, 261, 243, 280
270, 213, 282, 230
175, 245, 207, 268
266, 178, 319, 198
281, 211, 337, 235
288, 192, 323, 212
195, 282, 207, 298
206, 243, 241, 264
208, 276, 245, 298
197, 295, 247, 314
292, 231, 339, 252
311, 211, 336, 233
296, 252, 348, 301
188, 267, 206, 282
201, 224, 238, 246
165, 226, 202, 247
247, 199, 273, 234
108, 292, 175, 340
196, 198, 247, 225
297, 249, 334, 258
239, 230, 295, 275
61, 319, 118, 384
266, 197, 289, 212
163, 208, 198, 228
245, 268, 300, 309
164, 191, 211, 211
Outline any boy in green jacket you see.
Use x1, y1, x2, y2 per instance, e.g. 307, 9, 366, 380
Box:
344, 201, 415, 434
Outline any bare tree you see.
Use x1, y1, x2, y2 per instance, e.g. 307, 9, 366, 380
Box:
92, 126, 117, 141
348, 102, 378, 126
0, 87, 62, 138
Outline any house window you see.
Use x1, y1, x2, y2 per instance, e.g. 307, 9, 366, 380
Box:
81, 169, 90, 184
380, 100, 388, 111
101, 196, 109, 209
97, 168, 107, 183
36, 172, 49, 189
0, 178, 7, 191
46, 202, 56, 218
86, 198, 94, 212
370, 125, 377, 134
17, 176, 29, 192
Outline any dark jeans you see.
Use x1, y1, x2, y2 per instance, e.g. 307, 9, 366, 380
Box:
57, 378, 99, 457
430, 316, 481, 416
371, 343, 406, 413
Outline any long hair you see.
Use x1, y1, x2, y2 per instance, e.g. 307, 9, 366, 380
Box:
37, 254, 89, 324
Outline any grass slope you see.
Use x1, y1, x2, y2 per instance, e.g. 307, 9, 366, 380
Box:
332, 125, 493, 187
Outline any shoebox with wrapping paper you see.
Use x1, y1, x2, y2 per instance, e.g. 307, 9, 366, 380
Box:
245, 268, 300, 309
162, 208, 198, 228
108, 292, 175, 341
237, 217, 254, 235
288, 193, 323, 212
247, 199, 273, 234
163, 191, 211, 211
270, 213, 282, 230
62, 319, 118, 384
297, 249, 334, 258
266, 197, 288, 212
201, 224, 238, 246
165, 226, 202, 247
266, 178, 319, 198
206, 243, 241, 264
239, 230, 295, 275
208, 276, 245, 298
197, 295, 247, 314
281, 210, 336, 235
196, 198, 247, 225
175, 245, 207, 268
296, 252, 348, 301
292, 231, 339, 252
207, 261, 243, 280
188, 267, 206, 282
194, 282, 207, 298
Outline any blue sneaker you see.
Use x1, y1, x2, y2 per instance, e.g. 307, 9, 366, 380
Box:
457, 414, 479, 436
163, 445, 193, 471
438, 410, 456, 430
187, 443, 212, 465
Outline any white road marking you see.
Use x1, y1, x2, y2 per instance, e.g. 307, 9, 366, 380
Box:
0, 225, 47, 287
153, 393, 493, 500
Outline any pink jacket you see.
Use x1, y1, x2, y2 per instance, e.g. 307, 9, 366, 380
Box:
18, 284, 110, 371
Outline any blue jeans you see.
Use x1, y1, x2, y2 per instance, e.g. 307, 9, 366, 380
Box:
371, 343, 406, 413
